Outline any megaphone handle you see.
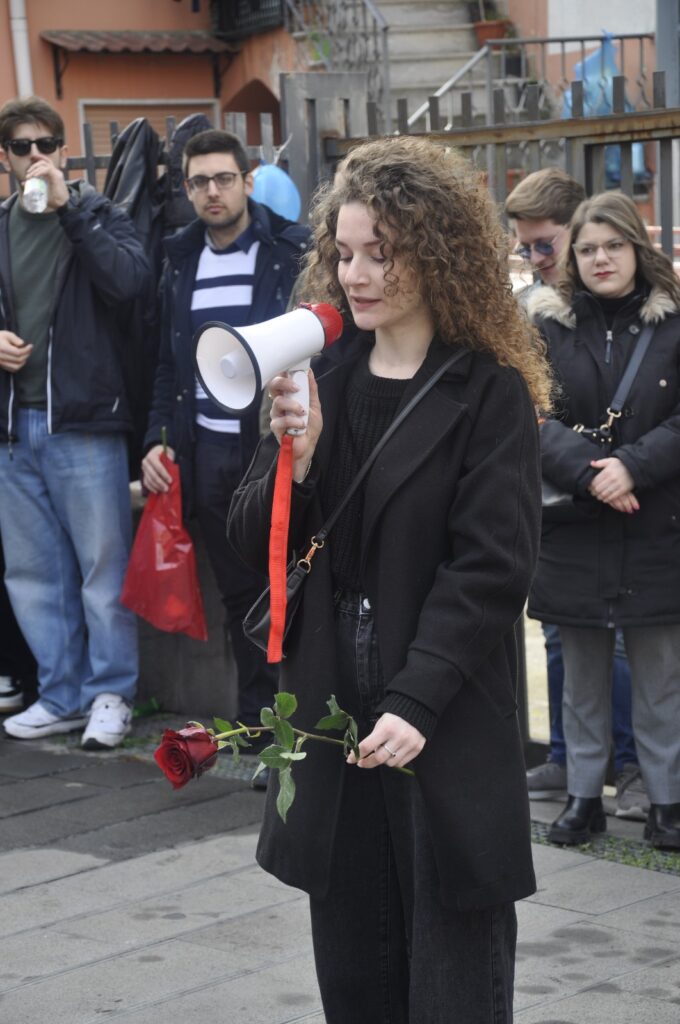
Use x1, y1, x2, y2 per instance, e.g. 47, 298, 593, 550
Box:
287, 362, 310, 436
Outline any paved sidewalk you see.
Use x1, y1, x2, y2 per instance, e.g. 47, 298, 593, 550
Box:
2, 718, 680, 1023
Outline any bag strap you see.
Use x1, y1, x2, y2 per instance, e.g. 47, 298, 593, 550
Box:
606, 322, 655, 423
311, 348, 468, 546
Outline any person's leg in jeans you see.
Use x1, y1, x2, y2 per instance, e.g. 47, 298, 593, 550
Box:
194, 436, 277, 726
0, 536, 37, 709
526, 623, 568, 799
46, 427, 138, 712
0, 411, 137, 717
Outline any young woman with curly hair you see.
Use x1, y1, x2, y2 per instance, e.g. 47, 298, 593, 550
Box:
229, 136, 550, 1023
528, 190, 680, 851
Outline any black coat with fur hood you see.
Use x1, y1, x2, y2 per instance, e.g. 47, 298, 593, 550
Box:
527, 284, 680, 627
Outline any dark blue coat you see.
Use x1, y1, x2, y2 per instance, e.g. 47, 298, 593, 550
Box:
143, 199, 310, 512
0, 183, 151, 442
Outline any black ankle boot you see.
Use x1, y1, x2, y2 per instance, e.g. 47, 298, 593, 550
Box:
644, 803, 680, 850
547, 795, 606, 846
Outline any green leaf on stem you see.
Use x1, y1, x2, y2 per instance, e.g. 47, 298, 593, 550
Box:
213, 717, 233, 733
315, 712, 348, 731
344, 718, 360, 759
276, 766, 296, 823
274, 692, 298, 719
260, 707, 276, 728
272, 718, 295, 750
228, 738, 241, 765
258, 744, 295, 769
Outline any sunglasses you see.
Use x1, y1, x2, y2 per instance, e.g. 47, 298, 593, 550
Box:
5, 136, 63, 157
515, 236, 560, 261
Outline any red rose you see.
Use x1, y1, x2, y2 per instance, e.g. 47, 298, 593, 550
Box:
154, 725, 219, 790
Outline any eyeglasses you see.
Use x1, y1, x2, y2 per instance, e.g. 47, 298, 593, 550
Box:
572, 239, 630, 260
514, 232, 562, 261
5, 136, 63, 157
185, 171, 246, 194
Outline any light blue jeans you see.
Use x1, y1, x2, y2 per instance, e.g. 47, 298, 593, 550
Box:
0, 409, 138, 717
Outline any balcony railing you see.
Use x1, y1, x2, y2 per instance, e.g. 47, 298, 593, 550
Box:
283, 0, 391, 131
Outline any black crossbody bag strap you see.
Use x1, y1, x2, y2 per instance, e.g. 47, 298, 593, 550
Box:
606, 322, 655, 420
312, 348, 467, 544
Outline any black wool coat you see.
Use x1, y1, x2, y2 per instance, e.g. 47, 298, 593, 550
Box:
527, 285, 680, 627
228, 333, 541, 911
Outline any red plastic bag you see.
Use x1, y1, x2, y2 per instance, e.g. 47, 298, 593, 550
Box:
121, 455, 208, 641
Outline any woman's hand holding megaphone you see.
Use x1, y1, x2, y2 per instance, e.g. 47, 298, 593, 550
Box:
269, 369, 322, 483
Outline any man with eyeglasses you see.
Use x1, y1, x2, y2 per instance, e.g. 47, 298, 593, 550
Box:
142, 130, 310, 770
0, 97, 149, 747
504, 169, 649, 824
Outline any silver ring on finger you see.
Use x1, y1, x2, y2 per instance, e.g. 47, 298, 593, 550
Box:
383, 744, 398, 758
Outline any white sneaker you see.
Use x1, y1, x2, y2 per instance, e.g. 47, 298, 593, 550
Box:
3, 700, 87, 739
0, 675, 24, 713
82, 694, 132, 750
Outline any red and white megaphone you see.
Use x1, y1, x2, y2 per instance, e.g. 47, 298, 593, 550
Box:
194, 303, 343, 434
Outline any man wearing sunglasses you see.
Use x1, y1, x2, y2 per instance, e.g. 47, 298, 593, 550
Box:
504, 169, 649, 824
0, 97, 150, 748
142, 130, 310, 769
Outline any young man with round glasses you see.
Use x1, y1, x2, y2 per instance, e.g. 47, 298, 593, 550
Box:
142, 130, 310, 768
0, 96, 150, 747
504, 169, 649, 823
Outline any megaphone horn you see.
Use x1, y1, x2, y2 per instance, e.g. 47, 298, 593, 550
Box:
194, 303, 343, 433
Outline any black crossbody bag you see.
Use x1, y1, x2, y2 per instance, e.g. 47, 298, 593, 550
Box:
242, 348, 468, 655
542, 322, 655, 519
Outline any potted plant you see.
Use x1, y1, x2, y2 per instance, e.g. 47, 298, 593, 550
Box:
468, 1, 512, 49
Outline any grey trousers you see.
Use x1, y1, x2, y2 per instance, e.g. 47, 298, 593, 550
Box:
560, 624, 680, 804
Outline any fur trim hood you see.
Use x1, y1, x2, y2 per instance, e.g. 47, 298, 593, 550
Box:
527, 284, 679, 328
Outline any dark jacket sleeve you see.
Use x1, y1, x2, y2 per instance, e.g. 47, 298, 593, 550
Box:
615, 393, 680, 488
57, 193, 150, 305
382, 368, 541, 719
540, 418, 599, 495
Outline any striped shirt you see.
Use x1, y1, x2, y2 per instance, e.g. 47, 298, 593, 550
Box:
191, 225, 260, 435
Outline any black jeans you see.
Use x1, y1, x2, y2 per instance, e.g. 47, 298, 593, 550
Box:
309, 591, 517, 1024
194, 436, 277, 725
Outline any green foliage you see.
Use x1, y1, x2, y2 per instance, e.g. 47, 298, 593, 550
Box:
274, 692, 298, 719
315, 694, 360, 759
213, 717, 233, 733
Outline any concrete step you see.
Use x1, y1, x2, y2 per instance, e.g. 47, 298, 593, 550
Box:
388, 23, 477, 57
376, 0, 472, 29
388, 51, 480, 89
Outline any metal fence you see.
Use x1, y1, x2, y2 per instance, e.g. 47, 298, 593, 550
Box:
318, 70, 679, 260
0, 111, 280, 198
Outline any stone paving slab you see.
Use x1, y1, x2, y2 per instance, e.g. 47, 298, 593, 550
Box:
514, 918, 678, 1012
0, 848, 108, 894
0, 775, 108, 816
0, 831, 261, 938
0, 747, 87, 779
56, 789, 265, 860
41, 866, 302, 948
525, 856, 680, 915
595, 889, 680, 942
87, 951, 323, 1024
515, 988, 680, 1023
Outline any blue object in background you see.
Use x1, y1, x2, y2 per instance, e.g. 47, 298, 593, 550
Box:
251, 163, 301, 221
562, 32, 650, 187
